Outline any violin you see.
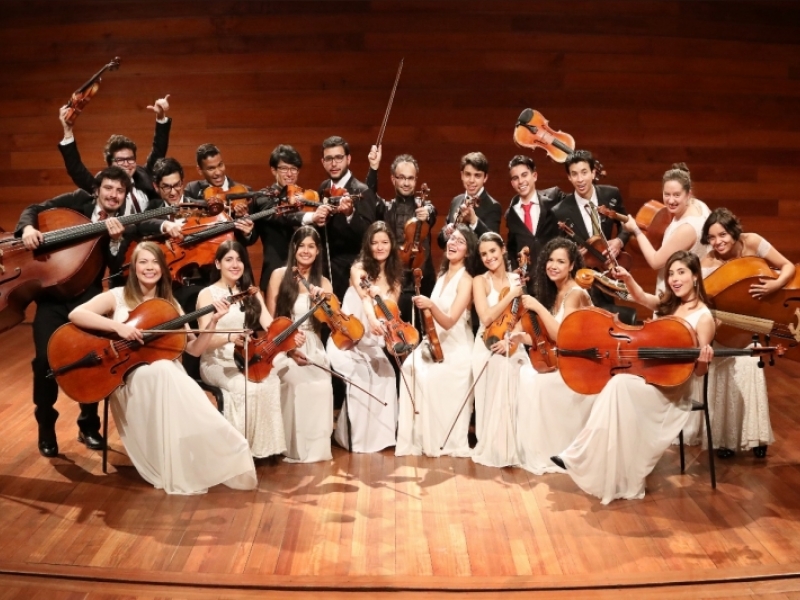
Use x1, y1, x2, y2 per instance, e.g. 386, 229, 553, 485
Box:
453, 195, 480, 228
482, 247, 530, 354
47, 288, 257, 403
234, 295, 325, 382
412, 267, 444, 362
63, 57, 121, 126
557, 221, 633, 271
293, 267, 364, 351
704, 256, 800, 362
513, 108, 576, 163
285, 184, 354, 214
0, 204, 183, 335
359, 274, 419, 356
598, 201, 670, 252
575, 268, 632, 302
398, 184, 432, 270
203, 184, 256, 217
556, 307, 782, 395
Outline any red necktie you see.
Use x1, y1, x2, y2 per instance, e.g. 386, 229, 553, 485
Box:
98, 210, 109, 221
522, 202, 534, 233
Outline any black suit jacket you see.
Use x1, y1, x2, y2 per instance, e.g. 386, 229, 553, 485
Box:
183, 176, 250, 200
436, 189, 501, 249
552, 184, 629, 247
505, 190, 560, 271
58, 118, 172, 207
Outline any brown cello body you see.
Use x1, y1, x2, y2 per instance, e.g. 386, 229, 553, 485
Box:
628, 200, 670, 253
704, 257, 800, 361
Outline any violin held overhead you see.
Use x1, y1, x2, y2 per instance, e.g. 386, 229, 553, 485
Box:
63, 57, 121, 126
513, 108, 576, 163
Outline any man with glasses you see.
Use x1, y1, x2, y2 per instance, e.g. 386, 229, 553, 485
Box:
315, 136, 378, 299
381, 154, 437, 321
58, 95, 172, 215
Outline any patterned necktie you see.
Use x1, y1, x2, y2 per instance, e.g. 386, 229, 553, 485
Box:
97, 209, 108, 221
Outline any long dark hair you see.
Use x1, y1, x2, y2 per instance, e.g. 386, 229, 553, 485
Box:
124, 241, 176, 309
439, 223, 479, 277
474, 231, 510, 276
357, 221, 403, 293
701, 207, 742, 245
533, 238, 584, 312
211, 240, 261, 330
275, 226, 324, 332
655, 250, 709, 317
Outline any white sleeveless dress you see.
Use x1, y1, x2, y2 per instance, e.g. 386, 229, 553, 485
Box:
328, 286, 398, 453
396, 267, 474, 457
560, 306, 711, 504
108, 288, 257, 494
517, 288, 597, 475
199, 284, 286, 458
471, 272, 531, 468
272, 293, 333, 462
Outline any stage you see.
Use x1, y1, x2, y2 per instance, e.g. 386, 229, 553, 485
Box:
1, 324, 799, 599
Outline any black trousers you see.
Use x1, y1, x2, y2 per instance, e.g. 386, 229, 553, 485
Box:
32, 295, 100, 433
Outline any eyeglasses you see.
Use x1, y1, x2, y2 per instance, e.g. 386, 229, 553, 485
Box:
276, 166, 299, 174
159, 182, 183, 193
112, 156, 136, 165
322, 154, 347, 164
448, 235, 467, 247
393, 175, 417, 183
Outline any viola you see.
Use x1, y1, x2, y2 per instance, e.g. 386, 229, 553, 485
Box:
575, 268, 632, 302
557, 221, 632, 271
452, 195, 479, 228
704, 256, 800, 362
513, 108, 576, 163
412, 267, 443, 362
203, 184, 256, 216
598, 201, 670, 253
483, 247, 530, 354
293, 267, 364, 351
556, 307, 781, 395
0, 204, 182, 335
285, 184, 356, 214
234, 296, 324, 382
63, 57, 121, 126
47, 288, 257, 403
359, 274, 419, 356
398, 183, 432, 270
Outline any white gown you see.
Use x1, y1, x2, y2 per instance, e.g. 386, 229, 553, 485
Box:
328, 287, 398, 453
272, 293, 333, 462
560, 306, 711, 504
199, 284, 286, 458
517, 288, 596, 475
396, 267, 474, 457
108, 288, 257, 495
471, 272, 531, 468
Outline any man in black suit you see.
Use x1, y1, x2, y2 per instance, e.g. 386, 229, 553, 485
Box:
552, 149, 636, 324
58, 96, 171, 214
16, 167, 132, 457
184, 143, 251, 200
315, 136, 378, 299
437, 152, 501, 249
505, 155, 560, 273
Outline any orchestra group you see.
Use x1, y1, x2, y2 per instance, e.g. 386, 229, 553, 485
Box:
8, 95, 795, 504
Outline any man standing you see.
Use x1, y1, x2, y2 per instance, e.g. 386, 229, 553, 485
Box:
16, 167, 131, 457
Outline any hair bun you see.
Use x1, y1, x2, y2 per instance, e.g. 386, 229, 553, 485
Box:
671, 162, 690, 173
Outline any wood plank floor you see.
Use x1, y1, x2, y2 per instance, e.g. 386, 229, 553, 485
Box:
1, 322, 800, 598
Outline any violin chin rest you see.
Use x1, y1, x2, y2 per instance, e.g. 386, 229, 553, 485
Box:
518, 108, 533, 124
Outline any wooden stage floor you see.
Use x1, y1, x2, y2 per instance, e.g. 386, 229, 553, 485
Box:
1, 324, 800, 599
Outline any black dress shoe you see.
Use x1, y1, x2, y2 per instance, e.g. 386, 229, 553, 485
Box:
78, 430, 106, 450
716, 447, 735, 459
753, 445, 768, 459
38, 438, 59, 457
550, 456, 567, 470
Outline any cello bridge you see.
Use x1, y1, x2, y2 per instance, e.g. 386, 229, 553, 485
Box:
789, 308, 800, 342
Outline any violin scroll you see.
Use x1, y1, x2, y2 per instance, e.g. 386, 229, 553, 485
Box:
64, 57, 121, 126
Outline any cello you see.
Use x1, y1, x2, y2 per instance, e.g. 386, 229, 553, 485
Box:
556, 307, 781, 395
0, 204, 182, 335
598, 201, 670, 253
398, 184, 432, 270
483, 247, 530, 354
63, 57, 121, 126
47, 288, 257, 403
359, 274, 419, 356
513, 108, 576, 163
293, 267, 364, 351
412, 267, 443, 362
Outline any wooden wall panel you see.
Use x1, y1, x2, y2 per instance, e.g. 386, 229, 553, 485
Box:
1, 0, 799, 282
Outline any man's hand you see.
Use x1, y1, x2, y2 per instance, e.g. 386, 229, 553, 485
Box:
312, 204, 333, 226
104, 217, 125, 241
368, 144, 382, 170
414, 206, 429, 221
605, 237, 623, 259
22, 225, 44, 250
162, 221, 184, 240
337, 195, 354, 217
146, 94, 171, 120
58, 105, 74, 138
234, 217, 254, 237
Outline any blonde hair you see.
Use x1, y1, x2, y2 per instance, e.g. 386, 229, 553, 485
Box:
123, 241, 177, 309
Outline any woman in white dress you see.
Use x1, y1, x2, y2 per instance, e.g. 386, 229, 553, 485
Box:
471, 232, 532, 468
553, 251, 715, 504
266, 226, 334, 463
68, 242, 257, 495
516, 238, 595, 475
396, 224, 478, 457
701, 208, 795, 458
197, 240, 286, 459
327, 221, 400, 453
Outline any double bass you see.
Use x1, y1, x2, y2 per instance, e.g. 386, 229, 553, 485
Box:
47, 288, 257, 403
556, 308, 780, 395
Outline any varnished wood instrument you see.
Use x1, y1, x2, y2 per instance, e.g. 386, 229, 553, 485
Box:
63, 57, 121, 126
598, 201, 670, 253
513, 108, 576, 163
556, 307, 781, 395
359, 274, 419, 356
575, 268, 633, 302
412, 267, 443, 362
557, 220, 632, 271
47, 288, 257, 403
0, 205, 183, 334
483, 248, 530, 354
398, 184, 432, 270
